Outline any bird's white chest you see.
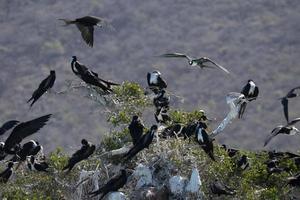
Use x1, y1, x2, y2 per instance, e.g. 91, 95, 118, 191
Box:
197, 128, 204, 143
150, 74, 158, 84
249, 81, 256, 95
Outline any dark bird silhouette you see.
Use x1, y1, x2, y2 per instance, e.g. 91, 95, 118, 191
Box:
237, 155, 249, 170
195, 122, 215, 161
4, 114, 51, 154
264, 118, 300, 147
0, 120, 19, 135
124, 125, 158, 162
59, 16, 108, 47
280, 86, 300, 123
128, 116, 144, 146
161, 123, 184, 138
154, 107, 170, 124
89, 169, 128, 199
147, 71, 167, 93
160, 53, 230, 74
71, 56, 119, 93
0, 162, 13, 183
27, 70, 56, 107
221, 144, 239, 157
12, 140, 42, 162
27, 156, 49, 172
239, 80, 259, 118
153, 90, 170, 110
63, 139, 95, 172
210, 179, 236, 196
287, 173, 300, 187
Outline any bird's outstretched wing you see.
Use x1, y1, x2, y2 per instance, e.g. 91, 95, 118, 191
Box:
287, 86, 300, 98
0, 120, 19, 135
281, 98, 289, 123
288, 117, 300, 126
264, 127, 281, 147
4, 114, 51, 151
76, 24, 94, 47
160, 53, 192, 61
202, 57, 230, 74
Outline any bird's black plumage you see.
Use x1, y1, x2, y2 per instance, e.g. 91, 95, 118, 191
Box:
128, 116, 144, 146
287, 173, 300, 187
63, 139, 95, 172
71, 56, 119, 93
195, 122, 215, 161
89, 169, 128, 199
153, 90, 170, 110
124, 125, 157, 162
160, 53, 230, 74
154, 107, 170, 124
0, 162, 13, 183
27, 156, 49, 172
27, 70, 56, 107
237, 155, 249, 170
239, 80, 259, 118
12, 140, 42, 161
4, 114, 51, 154
280, 86, 300, 123
59, 16, 105, 47
221, 144, 239, 157
210, 180, 236, 196
0, 142, 6, 160
147, 71, 167, 93
0, 120, 19, 135
264, 118, 300, 147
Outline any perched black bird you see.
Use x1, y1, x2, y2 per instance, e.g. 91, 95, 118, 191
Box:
195, 122, 215, 161
147, 71, 167, 93
0, 162, 13, 183
63, 139, 95, 172
161, 123, 184, 138
124, 125, 158, 161
27, 70, 56, 107
210, 179, 236, 196
153, 90, 170, 110
71, 56, 119, 93
89, 169, 128, 199
160, 53, 230, 74
12, 140, 42, 162
264, 118, 300, 147
239, 80, 259, 118
4, 114, 51, 154
59, 16, 108, 47
287, 173, 300, 187
221, 144, 239, 157
27, 156, 49, 172
154, 107, 170, 124
237, 155, 249, 170
128, 116, 144, 146
0, 120, 19, 135
280, 86, 300, 123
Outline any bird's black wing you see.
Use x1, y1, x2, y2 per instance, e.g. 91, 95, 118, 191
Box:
4, 114, 51, 151
0, 120, 19, 135
287, 86, 300, 98
264, 127, 281, 147
288, 117, 300, 126
201, 57, 230, 74
281, 98, 289, 123
76, 24, 94, 47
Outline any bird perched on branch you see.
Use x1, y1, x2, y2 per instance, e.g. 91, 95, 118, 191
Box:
128, 116, 144, 146
195, 122, 215, 161
280, 86, 300, 123
4, 114, 51, 154
27, 156, 49, 172
59, 16, 110, 47
160, 53, 230, 74
210, 179, 236, 196
27, 70, 56, 107
63, 139, 95, 172
124, 125, 158, 162
71, 56, 119, 93
264, 117, 300, 147
89, 169, 128, 199
239, 80, 259, 118
147, 71, 167, 93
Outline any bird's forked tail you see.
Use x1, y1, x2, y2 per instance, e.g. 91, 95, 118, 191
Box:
58, 19, 75, 26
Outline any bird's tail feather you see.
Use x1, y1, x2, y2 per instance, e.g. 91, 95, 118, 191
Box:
58, 19, 75, 26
